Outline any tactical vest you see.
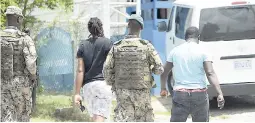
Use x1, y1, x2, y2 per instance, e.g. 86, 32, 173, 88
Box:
1, 30, 27, 81
113, 39, 154, 89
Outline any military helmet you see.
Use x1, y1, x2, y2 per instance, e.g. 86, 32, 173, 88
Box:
5, 6, 23, 17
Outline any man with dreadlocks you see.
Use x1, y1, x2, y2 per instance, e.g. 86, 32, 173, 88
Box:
74, 17, 113, 122
103, 14, 164, 122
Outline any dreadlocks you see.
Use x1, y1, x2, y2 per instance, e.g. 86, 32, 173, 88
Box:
88, 17, 104, 38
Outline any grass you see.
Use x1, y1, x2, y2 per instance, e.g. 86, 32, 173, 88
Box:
31, 94, 90, 122
31, 95, 170, 121
31, 95, 69, 122
110, 100, 117, 121
31, 117, 55, 122
154, 111, 171, 116
151, 96, 157, 101
218, 115, 230, 119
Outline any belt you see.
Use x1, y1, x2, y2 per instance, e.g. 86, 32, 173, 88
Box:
175, 88, 207, 92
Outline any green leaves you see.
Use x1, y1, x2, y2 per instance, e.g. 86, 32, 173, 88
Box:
0, 0, 73, 29
0, 0, 18, 29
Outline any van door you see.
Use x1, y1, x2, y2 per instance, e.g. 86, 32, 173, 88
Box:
165, 6, 176, 57
173, 6, 193, 47
165, 5, 193, 56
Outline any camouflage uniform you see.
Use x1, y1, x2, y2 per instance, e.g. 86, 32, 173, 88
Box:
1, 6, 37, 122
103, 34, 164, 122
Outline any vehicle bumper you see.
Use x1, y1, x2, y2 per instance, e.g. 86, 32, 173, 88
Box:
207, 82, 255, 98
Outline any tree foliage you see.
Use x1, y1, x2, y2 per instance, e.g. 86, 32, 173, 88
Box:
0, 0, 73, 29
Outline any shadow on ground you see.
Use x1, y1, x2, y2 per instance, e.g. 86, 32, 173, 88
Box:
156, 96, 172, 112
209, 95, 255, 117
156, 95, 255, 117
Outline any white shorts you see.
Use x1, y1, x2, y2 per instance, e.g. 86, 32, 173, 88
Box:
83, 80, 112, 119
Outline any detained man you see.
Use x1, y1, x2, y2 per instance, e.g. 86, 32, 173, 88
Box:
160, 27, 225, 122
74, 17, 113, 122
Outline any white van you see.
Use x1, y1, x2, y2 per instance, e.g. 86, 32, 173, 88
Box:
158, 0, 255, 99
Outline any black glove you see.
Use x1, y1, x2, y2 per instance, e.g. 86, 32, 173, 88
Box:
79, 100, 85, 112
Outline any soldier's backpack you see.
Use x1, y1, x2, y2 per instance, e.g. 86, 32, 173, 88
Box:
112, 38, 157, 88
1, 30, 24, 80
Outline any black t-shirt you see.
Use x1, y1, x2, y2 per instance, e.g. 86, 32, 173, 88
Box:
77, 37, 112, 85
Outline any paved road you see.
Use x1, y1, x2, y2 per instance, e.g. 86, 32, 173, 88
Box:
152, 95, 255, 122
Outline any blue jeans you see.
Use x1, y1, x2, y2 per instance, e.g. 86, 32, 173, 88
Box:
170, 91, 209, 122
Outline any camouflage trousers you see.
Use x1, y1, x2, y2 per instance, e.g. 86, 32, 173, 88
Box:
1, 76, 32, 122
114, 88, 154, 122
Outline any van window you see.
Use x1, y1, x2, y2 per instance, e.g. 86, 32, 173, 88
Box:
157, 8, 168, 19
199, 5, 255, 41
167, 6, 175, 32
175, 6, 193, 39
142, 9, 153, 20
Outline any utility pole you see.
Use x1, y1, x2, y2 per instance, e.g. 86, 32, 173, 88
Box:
102, 0, 111, 39
72, 0, 80, 107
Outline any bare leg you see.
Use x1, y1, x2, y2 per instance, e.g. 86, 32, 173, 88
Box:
92, 114, 105, 122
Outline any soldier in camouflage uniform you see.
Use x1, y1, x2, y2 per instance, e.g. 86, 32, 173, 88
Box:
23, 27, 37, 113
1, 6, 37, 122
103, 14, 164, 122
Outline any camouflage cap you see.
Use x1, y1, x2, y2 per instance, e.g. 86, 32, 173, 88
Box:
5, 6, 23, 17
128, 14, 144, 29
